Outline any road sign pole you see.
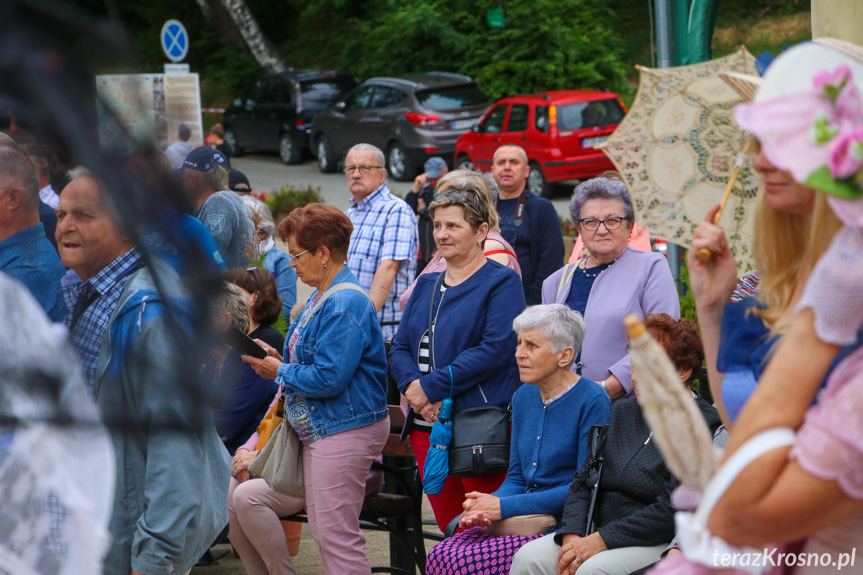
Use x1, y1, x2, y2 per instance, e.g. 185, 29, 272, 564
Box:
653, 0, 683, 290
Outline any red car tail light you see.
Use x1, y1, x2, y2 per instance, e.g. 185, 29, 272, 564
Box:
404, 113, 440, 126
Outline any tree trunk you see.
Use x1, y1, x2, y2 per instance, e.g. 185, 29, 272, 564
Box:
194, 0, 210, 16
197, 0, 246, 46
218, 0, 287, 73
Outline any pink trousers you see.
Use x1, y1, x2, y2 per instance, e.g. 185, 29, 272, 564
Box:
229, 418, 389, 575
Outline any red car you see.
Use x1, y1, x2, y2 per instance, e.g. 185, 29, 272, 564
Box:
454, 90, 626, 196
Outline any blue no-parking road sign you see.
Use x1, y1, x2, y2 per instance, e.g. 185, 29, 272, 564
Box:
161, 19, 189, 63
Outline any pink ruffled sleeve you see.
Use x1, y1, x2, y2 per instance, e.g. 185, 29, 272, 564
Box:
797, 226, 863, 346
790, 346, 863, 500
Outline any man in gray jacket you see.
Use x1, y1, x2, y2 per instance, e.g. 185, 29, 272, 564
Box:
182, 146, 254, 268
57, 170, 230, 575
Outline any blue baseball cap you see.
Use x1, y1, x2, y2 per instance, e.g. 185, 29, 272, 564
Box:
424, 157, 448, 179
183, 146, 227, 172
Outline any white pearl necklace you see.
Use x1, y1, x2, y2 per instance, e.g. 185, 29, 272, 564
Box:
579, 256, 618, 278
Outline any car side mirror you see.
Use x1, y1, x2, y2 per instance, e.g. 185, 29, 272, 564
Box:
472, 124, 479, 133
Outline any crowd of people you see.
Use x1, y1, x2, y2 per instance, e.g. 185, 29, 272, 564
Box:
1, 38, 863, 575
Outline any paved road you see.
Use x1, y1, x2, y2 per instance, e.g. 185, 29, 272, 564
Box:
231, 153, 577, 219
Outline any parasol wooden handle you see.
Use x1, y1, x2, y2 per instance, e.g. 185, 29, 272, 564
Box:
624, 315, 646, 340
697, 139, 753, 262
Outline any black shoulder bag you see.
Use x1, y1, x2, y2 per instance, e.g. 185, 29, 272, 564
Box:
428, 272, 511, 478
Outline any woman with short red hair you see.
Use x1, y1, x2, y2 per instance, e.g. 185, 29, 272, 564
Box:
234, 203, 390, 575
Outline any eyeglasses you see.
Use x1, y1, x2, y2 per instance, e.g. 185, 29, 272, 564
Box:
344, 165, 383, 175
288, 248, 310, 263
578, 216, 628, 231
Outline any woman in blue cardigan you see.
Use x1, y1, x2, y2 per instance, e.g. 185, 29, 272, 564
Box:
425, 304, 612, 575
390, 171, 527, 531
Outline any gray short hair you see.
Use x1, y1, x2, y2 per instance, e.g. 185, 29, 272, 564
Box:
258, 218, 276, 239
569, 177, 635, 222
213, 282, 250, 334
0, 146, 40, 213
67, 165, 92, 181
512, 304, 586, 368
204, 164, 229, 192
493, 144, 528, 164
348, 143, 386, 171
482, 172, 499, 196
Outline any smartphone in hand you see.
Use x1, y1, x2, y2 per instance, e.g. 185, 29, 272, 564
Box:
226, 326, 268, 359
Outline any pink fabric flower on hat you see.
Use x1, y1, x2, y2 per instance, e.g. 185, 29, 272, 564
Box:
735, 92, 835, 184
828, 127, 863, 179
736, 65, 863, 186
815, 66, 863, 132
814, 65, 852, 93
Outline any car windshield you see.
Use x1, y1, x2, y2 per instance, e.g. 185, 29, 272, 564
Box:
300, 77, 356, 111
558, 98, 625, 130
415, 84, 490, 111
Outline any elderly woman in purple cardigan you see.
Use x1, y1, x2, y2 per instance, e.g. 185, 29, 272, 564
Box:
541, 177, 680, 400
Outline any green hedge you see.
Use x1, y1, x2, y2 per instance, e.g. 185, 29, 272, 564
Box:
264, 185, 324, 223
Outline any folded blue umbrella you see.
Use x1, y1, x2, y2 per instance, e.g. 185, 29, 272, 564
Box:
422, 397, 453, 495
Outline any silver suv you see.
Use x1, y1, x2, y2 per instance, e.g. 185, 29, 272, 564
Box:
310, 72, 492, 180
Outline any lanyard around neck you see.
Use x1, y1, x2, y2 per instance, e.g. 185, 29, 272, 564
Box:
494, 191, 526, 227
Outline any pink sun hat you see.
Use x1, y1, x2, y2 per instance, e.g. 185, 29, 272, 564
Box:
730, 41, 863, 227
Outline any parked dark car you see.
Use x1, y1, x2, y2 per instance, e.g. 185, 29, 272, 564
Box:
310, 72, 492, 180
222, 70, 357, 165
454, 90, 626, 197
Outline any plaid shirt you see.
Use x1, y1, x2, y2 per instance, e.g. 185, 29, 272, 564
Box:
63, 248, 143, 396
346, 184, 417, 339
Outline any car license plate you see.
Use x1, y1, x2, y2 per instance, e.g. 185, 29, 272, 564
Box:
582, 136, 609, 148
452, 118, 478, 130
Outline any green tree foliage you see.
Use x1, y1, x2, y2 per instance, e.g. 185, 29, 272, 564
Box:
678, 258, 698, 327
66, 0, 629, 103
277, 0, 628, 101
62, 0, 809, 106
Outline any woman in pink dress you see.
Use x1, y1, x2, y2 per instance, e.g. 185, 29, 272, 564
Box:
704, 41, 863, 573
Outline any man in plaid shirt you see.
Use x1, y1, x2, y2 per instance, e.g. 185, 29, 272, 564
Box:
344, 144, 418, 340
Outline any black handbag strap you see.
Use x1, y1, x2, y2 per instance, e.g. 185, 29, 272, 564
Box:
427, 272, 446, 371
400, 272, 446, 437
584, 424, 608, 535
425, 271, 516, 407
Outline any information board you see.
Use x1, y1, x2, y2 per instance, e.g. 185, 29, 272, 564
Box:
95, 73, 204, 151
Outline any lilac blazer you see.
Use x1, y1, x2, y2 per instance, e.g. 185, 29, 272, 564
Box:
541, 247, 679, 397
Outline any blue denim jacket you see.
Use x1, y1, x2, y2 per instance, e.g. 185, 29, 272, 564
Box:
0, 223, 67, 322
277, 267, 389, 438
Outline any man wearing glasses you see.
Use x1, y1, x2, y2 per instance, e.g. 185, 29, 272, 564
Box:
344, 143, 418, 339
